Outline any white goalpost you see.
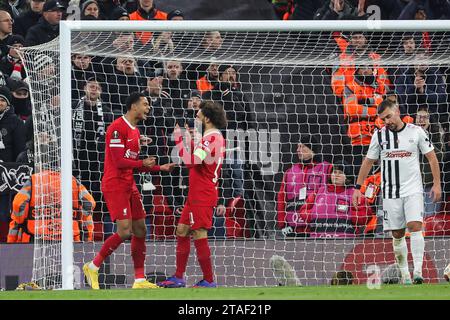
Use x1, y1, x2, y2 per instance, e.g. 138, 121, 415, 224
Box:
19, 20, 450, 290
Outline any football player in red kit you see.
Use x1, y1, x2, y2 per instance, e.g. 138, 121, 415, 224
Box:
83, 92, 175, 289
158, 101, 227, 288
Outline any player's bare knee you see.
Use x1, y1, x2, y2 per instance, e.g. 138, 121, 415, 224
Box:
192, 229, 208, 240
117, 221, 132, 240
407, 221, 423, 233
392, 229, 405, 239
176, 228, 189, 237
132, 221, 147, 238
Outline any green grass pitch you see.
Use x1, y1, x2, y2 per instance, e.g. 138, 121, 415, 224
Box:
1, 284, 449, 300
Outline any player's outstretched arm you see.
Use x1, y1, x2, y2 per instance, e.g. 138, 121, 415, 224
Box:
353, 157, 376, 208
425, 150, 442, 203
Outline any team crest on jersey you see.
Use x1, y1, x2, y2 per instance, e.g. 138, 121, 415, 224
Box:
113, 130, 120, 139
409, 139, 414, 143
204, 141, 210, 147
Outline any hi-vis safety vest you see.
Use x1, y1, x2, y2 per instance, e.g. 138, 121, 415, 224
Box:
196, 75, 214, 94
7, 170, 95, 243
129, 9, 167, 46
331, 36, 392, 145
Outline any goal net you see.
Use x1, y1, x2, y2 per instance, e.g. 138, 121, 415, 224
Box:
20, 20, 450, 289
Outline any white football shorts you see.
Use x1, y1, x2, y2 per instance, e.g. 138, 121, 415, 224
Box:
382, 193, 424, 231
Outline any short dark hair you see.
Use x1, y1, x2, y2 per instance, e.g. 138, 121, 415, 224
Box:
331, 271, 353, 286
200, 101, 227, 129
126, 92, 147, 110
417, 105, 429, 113
377, 99, 398, 114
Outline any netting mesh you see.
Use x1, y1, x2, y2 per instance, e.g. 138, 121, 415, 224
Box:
20, 27, 450, 289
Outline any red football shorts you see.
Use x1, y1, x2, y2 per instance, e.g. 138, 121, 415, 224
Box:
103, 189, 146, 222
179, 204, 214, 230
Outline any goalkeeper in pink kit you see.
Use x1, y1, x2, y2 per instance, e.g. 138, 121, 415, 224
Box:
158, 101, 227, 288
83, 92, 175, 289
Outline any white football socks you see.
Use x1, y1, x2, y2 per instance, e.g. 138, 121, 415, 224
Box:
410, 231, 424, 278
393, 236, 410, 279
89, 262, 99, 271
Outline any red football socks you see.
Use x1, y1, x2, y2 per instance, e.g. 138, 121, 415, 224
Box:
194, 238, 214, 283
174, 236, 190, 279
93, 233, 123, 268
131, 236, 146, 279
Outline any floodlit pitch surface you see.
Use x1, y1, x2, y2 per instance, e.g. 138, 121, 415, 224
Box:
1, 284, 449, 300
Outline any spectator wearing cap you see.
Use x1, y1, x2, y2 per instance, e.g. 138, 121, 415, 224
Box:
110, 5, 129, 20
12, 0, 44, 38
25, 0, 64, 47
129, 0, 167, 47
167, 9, 184, 20
33, 53, 56, 83
0, 10, 13, 60
297, 160, 372, 238
277, 134, 333, 237
6, 78, 31, 120
2, 0, 28, 20
0, 34, 26, 81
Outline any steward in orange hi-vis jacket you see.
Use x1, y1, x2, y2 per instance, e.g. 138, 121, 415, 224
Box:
129, 3, 167, 46
332, 64, 391, 146
7, 170, 95, 243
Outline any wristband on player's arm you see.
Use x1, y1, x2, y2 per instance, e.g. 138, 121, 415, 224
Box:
354, 184, 362, 190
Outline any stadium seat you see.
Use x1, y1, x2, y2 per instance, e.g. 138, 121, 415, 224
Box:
424, 214, 450, 236
148, 192, 177, 240
225, 196, 250, 238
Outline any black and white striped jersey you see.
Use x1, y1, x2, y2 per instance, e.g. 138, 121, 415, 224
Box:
366, 123, 434, 199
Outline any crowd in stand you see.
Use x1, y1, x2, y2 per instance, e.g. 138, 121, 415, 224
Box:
0, 0, 449, 242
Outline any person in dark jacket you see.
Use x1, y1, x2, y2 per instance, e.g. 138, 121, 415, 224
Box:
0, 10, 13, 60
7, 78, 31, 121
0, 84, 25, 242
71, 52, 100, 101
12, 0, 44, 38
0, 85, 25, 162
25, 0, 64, 47
314, 0, 361, 20
415, 106, 444, 217
204, 65, 256, 204
162, 60, 191, 118
106, 56, 145, 116
2, 0, 29, 19
0, 34, 26, 81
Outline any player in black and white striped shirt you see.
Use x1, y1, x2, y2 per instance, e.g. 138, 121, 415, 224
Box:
353, 99, 442, 285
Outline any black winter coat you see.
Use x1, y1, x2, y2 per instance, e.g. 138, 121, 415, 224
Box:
25, 17, 59, 47
0, 107, 26, 162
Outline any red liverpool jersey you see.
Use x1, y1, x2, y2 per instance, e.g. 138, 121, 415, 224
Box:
187, 129, 225, 206
102, 116, 143, 192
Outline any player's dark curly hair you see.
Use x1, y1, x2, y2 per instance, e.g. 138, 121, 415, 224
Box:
200, 100, 227, 129
126, 92, 147, 110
